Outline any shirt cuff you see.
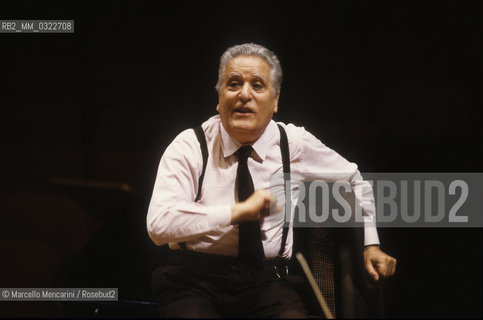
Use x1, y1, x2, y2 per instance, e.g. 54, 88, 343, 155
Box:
364, 225, 380, 246
207, 204, 232, 229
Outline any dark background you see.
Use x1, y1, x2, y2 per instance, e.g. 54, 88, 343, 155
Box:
0, 0, 481, 318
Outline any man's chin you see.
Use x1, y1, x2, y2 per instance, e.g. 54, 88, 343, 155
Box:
229, 118, 256, 131
225, 122, 261, 143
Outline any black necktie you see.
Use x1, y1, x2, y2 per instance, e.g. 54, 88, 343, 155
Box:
235, 145, 265, 268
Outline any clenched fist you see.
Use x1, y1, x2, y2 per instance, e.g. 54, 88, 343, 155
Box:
363, 245, 397, 281
231, 190, 276, 225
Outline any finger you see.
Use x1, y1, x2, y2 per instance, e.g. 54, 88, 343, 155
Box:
377, 262, 388, 277
261, 198, 271, 216
383, 258, 397, 278
389, 259, 397, 276
366, 261, 379, 282
266, 195, 272, 208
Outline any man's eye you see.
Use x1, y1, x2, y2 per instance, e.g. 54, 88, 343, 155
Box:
252, 83, 263, 89
228, 82, 240, 88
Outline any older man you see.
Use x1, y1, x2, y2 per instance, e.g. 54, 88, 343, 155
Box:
147, 43, 396, 318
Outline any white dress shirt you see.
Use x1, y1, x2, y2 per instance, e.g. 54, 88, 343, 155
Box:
147, 115, 379, 259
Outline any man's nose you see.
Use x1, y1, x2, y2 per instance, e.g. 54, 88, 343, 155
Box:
239, 83, 252, 102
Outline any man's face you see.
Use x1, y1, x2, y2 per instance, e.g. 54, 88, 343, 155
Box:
217, 55, 279, 144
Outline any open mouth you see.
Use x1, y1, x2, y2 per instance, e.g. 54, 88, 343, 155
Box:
234, 107, 254, 114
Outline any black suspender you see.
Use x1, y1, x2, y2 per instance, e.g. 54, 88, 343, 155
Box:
277, 124, 290, 259
193, 126, 208, 202
181, 124, 291, 260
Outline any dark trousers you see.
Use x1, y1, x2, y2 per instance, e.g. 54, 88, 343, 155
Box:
151, 250, 309, 318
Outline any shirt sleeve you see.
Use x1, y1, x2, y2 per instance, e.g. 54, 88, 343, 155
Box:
285, 124, 380, 246
146, 129, 232, 246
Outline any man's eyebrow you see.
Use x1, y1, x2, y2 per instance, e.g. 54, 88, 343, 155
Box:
225, 72, 267, 83
251, 74, 267, 82
226, 72, 242, 79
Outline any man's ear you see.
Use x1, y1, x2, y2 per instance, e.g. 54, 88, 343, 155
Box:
216, 104, 220, 113
273, 94, 280, 113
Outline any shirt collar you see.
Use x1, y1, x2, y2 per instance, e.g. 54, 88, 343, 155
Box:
220, 120, 276, 162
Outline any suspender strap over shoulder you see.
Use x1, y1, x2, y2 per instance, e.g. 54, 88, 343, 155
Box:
277, 124, 290, 259
193, 126, 208, 202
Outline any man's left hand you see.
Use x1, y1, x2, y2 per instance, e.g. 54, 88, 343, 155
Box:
363, 245, 397, 281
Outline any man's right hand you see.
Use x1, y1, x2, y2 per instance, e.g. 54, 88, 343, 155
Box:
231, 190, 274, 224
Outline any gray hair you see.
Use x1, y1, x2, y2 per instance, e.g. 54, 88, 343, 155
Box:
215, 43, 283, 96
